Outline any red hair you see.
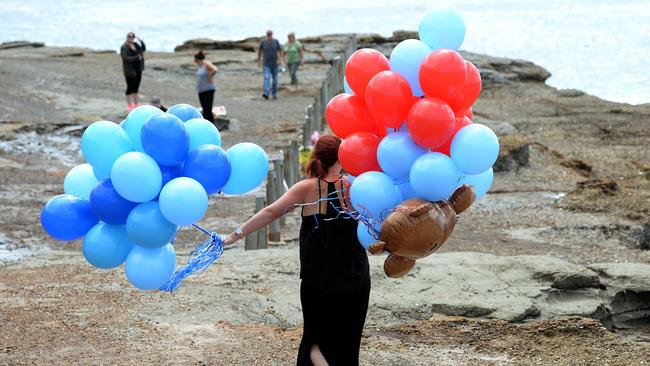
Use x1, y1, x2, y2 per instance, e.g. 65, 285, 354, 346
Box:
306, 135, 342, 178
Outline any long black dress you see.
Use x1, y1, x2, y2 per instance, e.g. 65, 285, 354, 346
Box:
296, 178, 371, 366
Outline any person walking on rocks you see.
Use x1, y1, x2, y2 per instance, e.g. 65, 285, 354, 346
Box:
194, 51, 218, 123
257, 29, 284, 99
223, 135, 370, 366
120, 32, 146, 111
283, 32, 305, 92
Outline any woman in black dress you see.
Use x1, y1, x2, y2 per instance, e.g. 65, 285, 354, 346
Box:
223, 135, 371, 366
120, 32, 145, 111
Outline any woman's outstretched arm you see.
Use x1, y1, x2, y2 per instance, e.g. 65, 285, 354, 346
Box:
223, 179, 309, 246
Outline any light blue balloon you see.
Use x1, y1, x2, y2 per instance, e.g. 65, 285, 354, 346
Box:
450, 124, 499, 175
350, 171, 402, 219
460, 168, 493, 199
167, 104, 202, 122
377, 132, 427, 180
81, 121, 132, 174
125, 244, 176, 290
126, 201, 177, 248
111, 152, 162, 202
159, 177, 208, 225
343, 76, 354, 94
222, 143, 269, 195
185, 118, 222, 150
395, 179, 420, 201
83, 223, 134, 269
410, 152, 461, 201
64, 163, 100, 200
390, 39, 431, 96
93, 167, 110, 180
122, 105, 164, 152
357, 221, 380, 250
418, 5, 466, 50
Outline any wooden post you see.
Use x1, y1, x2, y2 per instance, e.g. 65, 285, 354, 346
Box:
244, 227, 257, 250
255, 195, 267, 249
303, 105, 313, 147
266, 170, 281, 242
313, 95, 322, 132
273, 157, 287, 226
290, 140, 300, 181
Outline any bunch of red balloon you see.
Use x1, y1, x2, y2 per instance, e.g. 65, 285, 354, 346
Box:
326, 5, 499, 249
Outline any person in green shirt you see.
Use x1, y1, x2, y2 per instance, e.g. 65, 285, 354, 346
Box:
283, 32, 305, 91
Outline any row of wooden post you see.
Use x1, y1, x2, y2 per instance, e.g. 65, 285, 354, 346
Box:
245, 35, 357, 250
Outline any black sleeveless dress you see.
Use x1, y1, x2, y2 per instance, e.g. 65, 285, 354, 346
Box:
296, 178, 371, 366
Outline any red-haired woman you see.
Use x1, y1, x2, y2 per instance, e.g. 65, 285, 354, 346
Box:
223, 135, 370, 366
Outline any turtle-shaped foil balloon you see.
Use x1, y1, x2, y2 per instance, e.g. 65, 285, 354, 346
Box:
368, 184, 476, 278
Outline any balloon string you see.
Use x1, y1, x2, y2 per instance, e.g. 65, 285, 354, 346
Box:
159, 225, 225, 293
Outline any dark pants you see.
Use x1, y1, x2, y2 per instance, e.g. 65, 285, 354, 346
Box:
288, 62, 300, 85
125, 72, 142, 95
198, 89, 215, 123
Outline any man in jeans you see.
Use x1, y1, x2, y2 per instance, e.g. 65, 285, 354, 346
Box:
257, 29, 283, 99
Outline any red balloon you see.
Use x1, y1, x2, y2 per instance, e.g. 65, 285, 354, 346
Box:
419, 49, 467, 101
406, 98, 455, 149
448, 61, 482, 112
365, 71, 413, 129
433, 116, 472, 156
454, 106, 473, 120
338, 132, 382, 176
325, 94, 378, 138
345, 49, 390, 99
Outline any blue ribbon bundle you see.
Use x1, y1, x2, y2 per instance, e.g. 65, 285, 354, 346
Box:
159, 224, 225, 292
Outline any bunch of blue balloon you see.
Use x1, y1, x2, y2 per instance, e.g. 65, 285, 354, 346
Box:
41, 104, 269, 290
344, 5, 499, 248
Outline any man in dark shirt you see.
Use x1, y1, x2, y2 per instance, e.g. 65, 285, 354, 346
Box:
257, 29, 284, 99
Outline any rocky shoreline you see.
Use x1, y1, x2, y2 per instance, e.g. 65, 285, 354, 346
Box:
1, 34, 649, 364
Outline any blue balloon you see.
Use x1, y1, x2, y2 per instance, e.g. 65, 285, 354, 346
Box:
89, 179, 138, 225
185, 118, 222, 150
410, 152, 461, 201
122, 105, 164, 152
64, 163, 99, 200
390, 39, 431, 96
160, 165, 183, 188
126, 201, 177, 247
418, 5, 466, 50
395, 179, 420, 201
350, 171, 402, 219
93, 167, 110, 180
343, 76, 354, 95
377, 132, 427, 180
81, 121, 132, 174
182, 145, 231, 194
41, 194, 98, 241
167, 103, 202, 122
125, 244, 176, 290
141, 113, 189, 166
450, 124, 499, 175
460, 168, 493, 199
111, 152, 162, 202
222, 143, 269, 195
159, 177, 209, 225
82, 223, 134, 269
357, 221, 380, 250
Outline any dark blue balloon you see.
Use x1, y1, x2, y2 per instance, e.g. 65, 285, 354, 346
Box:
167, 104, 202, 122
89, 180, 138, 225
182, 145, 231, 194
160, 165, 183, 187
141, 113, 189, 166
41, 194, 99, 241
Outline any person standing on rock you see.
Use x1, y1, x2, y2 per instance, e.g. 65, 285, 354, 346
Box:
194, 50, 218, 123
120, 32, 145, 111
283, 32, 305, 92
223, 135, 370, 366
257, 29, 284, 100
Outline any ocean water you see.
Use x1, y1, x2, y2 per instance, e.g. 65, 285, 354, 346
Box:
1, 0, 648, 104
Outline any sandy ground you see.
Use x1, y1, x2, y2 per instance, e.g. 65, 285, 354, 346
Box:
1, 36, 649, 365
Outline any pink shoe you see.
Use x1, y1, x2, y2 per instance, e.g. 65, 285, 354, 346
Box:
127, 104, 135, 111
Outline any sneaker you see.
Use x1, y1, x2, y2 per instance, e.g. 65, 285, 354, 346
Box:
127, 104, 135, 111
272, 95, 277, 100
262, 94, 269, 100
